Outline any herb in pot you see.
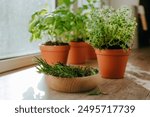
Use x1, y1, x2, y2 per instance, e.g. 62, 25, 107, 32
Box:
28, 2, 75, 44
86, 6, 137, 50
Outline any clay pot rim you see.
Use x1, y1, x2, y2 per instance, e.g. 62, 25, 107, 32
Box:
40, 44, 70, 51
95, 49, 131, 56
40, 44, 70, 47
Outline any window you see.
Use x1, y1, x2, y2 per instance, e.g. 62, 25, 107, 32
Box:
0, 0, 101, 73
0, 0, 56, 73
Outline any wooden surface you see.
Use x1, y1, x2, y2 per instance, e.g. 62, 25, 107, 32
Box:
0, 47, 150, 100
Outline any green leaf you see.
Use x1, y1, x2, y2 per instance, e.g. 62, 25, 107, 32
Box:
83, 5, 88, 10
88, 88, 107, 95
63, 0, 72, 6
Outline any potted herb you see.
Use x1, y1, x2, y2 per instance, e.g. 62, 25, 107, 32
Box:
65, 1, 88, 64
67, 0, 99, 64
28, 5, 73, 64
86, 6, 137, 78
35, 58, 99, 92
85, 0, 100, 60
67, 14, 88, 64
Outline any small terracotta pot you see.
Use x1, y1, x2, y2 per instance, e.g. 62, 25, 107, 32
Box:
86, 43, 96, 60
40, 45, 70, 65
45, 74, 99, 93
67, 42, 87, 64
95, 49, 130, 79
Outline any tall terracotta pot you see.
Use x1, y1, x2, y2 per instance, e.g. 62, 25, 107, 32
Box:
40, 45, 70, 65
86, 43, 96, 60
95, 49, 130, 79
67, 42, 87, 64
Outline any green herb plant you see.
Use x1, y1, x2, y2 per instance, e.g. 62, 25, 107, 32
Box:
69, 0, 98, 42
29, 0, 99, 43
52, 0, 99, 42
35, 58, 98, 78
86, 6, 137, 50
28, 0, 76, 44
54, 0, 88, 42
56, 0, 64, 6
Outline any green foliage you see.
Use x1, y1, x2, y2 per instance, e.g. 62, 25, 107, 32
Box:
28, 8, 72, 43
29, 0, 98, 43
57, 0, 64, 6
28, 1, 75, 43
67, 0, 98, 42
63, 0, 77, 7
69, 0, 100, 42
88, 87, 107, 95
29, 9, 48, 42
86, 6, 137, 50
57, 0, 77, 7
35, 58, 98, 78
68, 10, 87, 42
57, 0, 89, 42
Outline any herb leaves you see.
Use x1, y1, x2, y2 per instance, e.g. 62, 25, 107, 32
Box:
35, 58, 98, 78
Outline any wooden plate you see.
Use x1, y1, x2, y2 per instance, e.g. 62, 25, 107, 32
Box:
45, 74, 99, 93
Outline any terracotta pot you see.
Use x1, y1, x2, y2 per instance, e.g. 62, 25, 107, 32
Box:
95, 49, 130, 79
67, 42, 87, 64
45, 74, 99, 93
40, 45, 70, 65
86, 43, 96, 60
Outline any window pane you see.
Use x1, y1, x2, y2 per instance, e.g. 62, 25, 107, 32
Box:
0, 0, 55, 60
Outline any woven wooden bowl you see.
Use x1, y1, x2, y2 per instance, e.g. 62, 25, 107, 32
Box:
45, 73, 99, 93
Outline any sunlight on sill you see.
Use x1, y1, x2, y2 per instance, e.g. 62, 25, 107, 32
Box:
0, 66, 46, 100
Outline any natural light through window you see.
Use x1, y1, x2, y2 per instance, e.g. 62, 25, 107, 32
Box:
0, 0, 55, 60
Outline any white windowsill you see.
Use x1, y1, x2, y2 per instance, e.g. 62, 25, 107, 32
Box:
0, 66, 44, 100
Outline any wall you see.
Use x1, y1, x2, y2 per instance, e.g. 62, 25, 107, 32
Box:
110, 0, 139, 8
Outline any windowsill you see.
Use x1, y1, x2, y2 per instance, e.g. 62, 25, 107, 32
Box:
0, 65, 45, 100
0, 47, 150, 100
0, 53, 40, 73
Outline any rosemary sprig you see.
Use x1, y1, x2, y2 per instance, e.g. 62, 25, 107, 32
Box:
34, 58, 98, 78
88, 88, 108, 96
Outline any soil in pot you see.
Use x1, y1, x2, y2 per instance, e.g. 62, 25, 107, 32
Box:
67, 41, 87, 64
95, 49, 130, 79
35, 58, 99, 93
40, 41, 70, 65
